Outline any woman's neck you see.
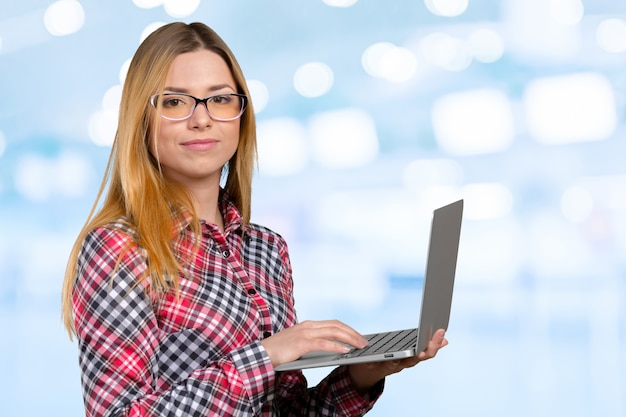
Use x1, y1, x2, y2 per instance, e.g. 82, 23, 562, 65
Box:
188, 181, 224, 232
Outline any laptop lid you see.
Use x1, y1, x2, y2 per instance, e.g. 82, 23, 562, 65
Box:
274, 199, 463, 371
415, 198, 463, 353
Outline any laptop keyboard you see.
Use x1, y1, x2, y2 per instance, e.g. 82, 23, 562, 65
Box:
340, 328, 417, 358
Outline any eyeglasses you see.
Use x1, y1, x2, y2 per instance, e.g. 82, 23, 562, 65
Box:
149, 92, 248, 121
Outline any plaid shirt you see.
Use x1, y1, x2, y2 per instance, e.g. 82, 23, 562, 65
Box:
71, 193, 382, 416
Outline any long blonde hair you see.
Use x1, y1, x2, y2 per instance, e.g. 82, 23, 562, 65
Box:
61, 22, 257, 337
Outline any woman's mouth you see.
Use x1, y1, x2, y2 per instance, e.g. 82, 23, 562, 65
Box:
182, 139, 218, 151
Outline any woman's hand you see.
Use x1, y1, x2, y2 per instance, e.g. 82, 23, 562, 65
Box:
347, 329, 448, 395
261, 320, 368, 367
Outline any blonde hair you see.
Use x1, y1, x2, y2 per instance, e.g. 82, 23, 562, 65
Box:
61, 22, 257, 337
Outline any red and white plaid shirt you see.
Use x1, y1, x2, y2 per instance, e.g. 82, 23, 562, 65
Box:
71, 192, 382, 416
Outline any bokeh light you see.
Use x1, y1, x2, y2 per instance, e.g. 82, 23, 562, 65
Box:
322, 0, 359, 7
524, 72, 617, 145
13, 152, 93, 201
424, 0, 469, 17
309, 108, 379, 169
362, 42, 418, 82
293, 62, 334, 98
163, 0, 201, 18
419, 32, 472, 71
596, 18, 626, 53
467, 28, 504, 63
140, 21, 167, 43
119, 58, 132, 84
257, 118, 308, 176
549, 0, 584, 26
132, 0, 163, 8
246, 79, 269, 113
43, 0, 85, 37
432, 88, 515, 155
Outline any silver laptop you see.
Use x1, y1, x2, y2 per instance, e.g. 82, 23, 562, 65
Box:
275, 199, 463, 371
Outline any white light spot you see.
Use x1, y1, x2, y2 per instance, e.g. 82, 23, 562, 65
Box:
309, 108, 379, 169
424, 0, 468, 17
420, 32, 471, 72
503, 0, 581, 61
257, 118, 308, 176
14, 152, 94, 201
596, 18, 626, 53
549, 0, 584, 26
561, 186, 593, 223
246, 79, 269, 113
294, 62, 334, 98
102, 85, 122, 111
362, 42, 395, 76
432, 89, 515, 155
119, 58, 132, 84
54, 152, 94, 198
88, 109, 118, 147
163, 0, 200, 18
362, 42, 418, 82
132, 0, 163, 8
380, 46, 417, 82
468, 28, 504, 63
44, 0, 85, 37
322, 0, 358, 7
14, 155, 53, 201
140, 21, 167, 43
524, 72, 617, 145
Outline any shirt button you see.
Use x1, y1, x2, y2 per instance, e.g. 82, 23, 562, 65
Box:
222, 250, 230, 258
263, 331, 272, 338
247, 288, 257, 296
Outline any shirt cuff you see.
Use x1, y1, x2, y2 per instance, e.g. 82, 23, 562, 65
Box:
228, 340, 276, 406
328, 366, 385, 415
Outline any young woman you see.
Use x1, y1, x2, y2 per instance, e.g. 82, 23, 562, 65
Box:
61, 22, 448, 416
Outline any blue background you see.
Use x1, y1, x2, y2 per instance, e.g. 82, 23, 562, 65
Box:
1, 1, 624, 416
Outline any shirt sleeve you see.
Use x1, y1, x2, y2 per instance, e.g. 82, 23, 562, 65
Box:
72, 226, 275, 417
275, 367, 384, 416
269, 233, 385, 416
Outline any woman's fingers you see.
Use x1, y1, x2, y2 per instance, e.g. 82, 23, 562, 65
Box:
294, 320, 368, 351
261, 320, 368, 366
417, 329, 448, 360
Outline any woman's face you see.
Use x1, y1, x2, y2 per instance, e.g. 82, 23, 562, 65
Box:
150, 49, 241, 190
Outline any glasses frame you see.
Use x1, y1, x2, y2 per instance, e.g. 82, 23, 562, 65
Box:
149, 92, 248, 121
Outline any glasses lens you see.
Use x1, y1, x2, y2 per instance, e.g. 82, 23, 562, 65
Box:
207, 94, 244, 120
157, 94, 194, 120
151, 93, 246, 120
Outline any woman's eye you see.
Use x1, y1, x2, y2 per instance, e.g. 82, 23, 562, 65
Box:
211, 95, 232, 105
163, 98, 181, 107
161, 94, 190, 108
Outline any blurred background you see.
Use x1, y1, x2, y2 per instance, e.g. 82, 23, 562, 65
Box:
1, 0, 625, 415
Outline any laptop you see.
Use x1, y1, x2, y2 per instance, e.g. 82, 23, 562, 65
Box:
275, 199, 463, 371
